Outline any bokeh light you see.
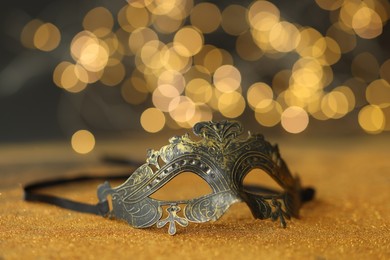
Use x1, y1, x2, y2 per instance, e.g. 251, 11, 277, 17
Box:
185, 78, 212, 103
321, 90, 349, 119
380, 59, 390, 83
173, 27, 204, 57
141, 107, 166, 133
213, 65, 241, 93
281, 106, 309, 134
352, 6, 383, 39
169, 96, 196, 124
17, 0, 390, 141
71, 130, 96, 154
190, 3, 221, 33
33, 23, 61, 51
218, 91, 246, 119
351, 52, 379, 82
221, 5, 248, 36
20, 19, 44, 49
53, 62, 88, 93
247, 82, 273, 110
83, 7, 114, 37
255, 101, 282, 127
366, 79, 390, 108
358, 105, 385, 134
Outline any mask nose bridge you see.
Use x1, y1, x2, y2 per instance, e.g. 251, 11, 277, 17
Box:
183, 154, 233, 194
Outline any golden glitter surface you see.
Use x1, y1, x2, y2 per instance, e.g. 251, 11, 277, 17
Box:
0, 135, 389, 259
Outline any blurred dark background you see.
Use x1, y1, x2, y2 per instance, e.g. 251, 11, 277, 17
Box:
1, 0, 389, 147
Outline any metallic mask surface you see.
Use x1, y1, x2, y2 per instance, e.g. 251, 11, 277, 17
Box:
97, 121, 311, 235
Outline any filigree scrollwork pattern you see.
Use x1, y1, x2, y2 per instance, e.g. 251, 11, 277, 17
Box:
97, 121, 308, 235
184, 192, 239, 222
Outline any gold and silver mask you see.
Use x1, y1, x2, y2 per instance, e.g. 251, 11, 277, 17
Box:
97, 121, 314, 235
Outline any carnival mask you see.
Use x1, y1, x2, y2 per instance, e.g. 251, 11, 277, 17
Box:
95, 121, 314, 235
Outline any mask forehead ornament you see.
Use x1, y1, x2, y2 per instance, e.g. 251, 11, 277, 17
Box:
97, 121, 314, 235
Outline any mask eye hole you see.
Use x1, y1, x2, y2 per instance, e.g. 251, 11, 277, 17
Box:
149, 172, 212, 201
243, 169, 283, 195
